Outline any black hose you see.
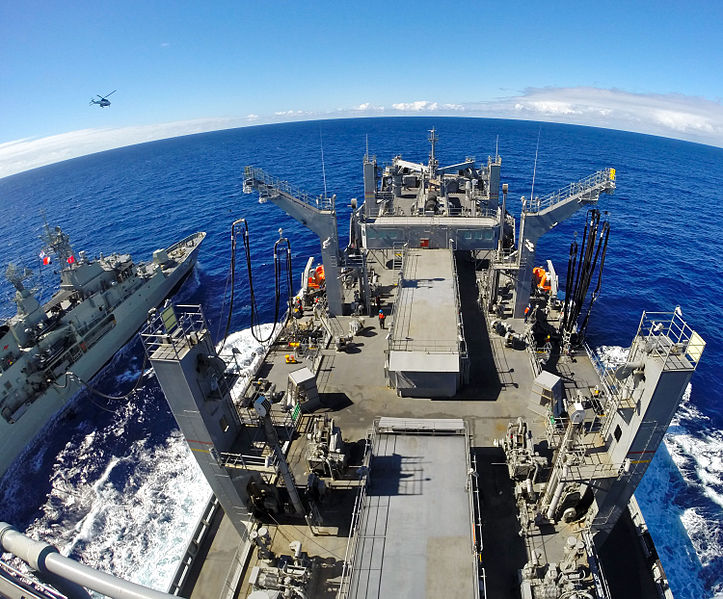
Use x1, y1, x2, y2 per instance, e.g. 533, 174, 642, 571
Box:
568, 210, 598, 329
580, 223, 610, 337
56, 352, 149, 401
221, 218, 294, 347
562, 240, 577, 331
563, 210, 610, 340
221, 220, 242, 347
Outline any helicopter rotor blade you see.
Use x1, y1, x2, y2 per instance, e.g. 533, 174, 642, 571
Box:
105, 90, 117, 98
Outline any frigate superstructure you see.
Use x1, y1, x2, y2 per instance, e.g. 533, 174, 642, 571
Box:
0, 224, 205, 476
0, 132, 705, 599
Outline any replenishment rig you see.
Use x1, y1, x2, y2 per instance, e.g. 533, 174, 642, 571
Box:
1, 132, 704, 599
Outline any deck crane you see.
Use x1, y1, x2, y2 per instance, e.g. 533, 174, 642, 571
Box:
513, 169, 616, 318
243, 167, 345, 316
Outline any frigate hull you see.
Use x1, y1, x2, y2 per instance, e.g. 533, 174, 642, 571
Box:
0, 231, 205, 477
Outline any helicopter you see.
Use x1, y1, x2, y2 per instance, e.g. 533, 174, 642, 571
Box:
89, 90, 116, 108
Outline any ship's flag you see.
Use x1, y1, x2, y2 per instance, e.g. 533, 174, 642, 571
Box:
67, 255, 75, 264
39, 250, 51, 265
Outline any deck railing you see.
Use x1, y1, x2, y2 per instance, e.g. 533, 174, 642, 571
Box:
524, 168, 615, 214
243, 166, 334, 212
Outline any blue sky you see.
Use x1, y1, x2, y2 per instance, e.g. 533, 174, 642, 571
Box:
1, 0, 722, 176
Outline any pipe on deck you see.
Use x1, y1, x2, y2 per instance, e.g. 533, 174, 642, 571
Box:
0, 523, 176, 599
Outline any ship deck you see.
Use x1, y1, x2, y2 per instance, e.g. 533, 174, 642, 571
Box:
180, 250, 662, 599
347, 422, 475, 599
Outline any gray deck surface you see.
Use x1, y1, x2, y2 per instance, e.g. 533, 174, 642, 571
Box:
188, 514, 244, 599
349, 432, 475, 599
179, 251, 663, 599
392, 249, 458, 352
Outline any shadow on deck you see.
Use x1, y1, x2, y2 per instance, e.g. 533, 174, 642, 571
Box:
454, 252, 503, 400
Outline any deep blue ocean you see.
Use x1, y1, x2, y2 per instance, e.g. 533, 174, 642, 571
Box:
0, 117, 721, 597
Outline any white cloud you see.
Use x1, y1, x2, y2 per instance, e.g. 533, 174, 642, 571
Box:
273, 109, 307, 117
516, 100, 581, 115
392, 101, 438, 111
353, 102, 384, 112
651, 109, 714, 133
0, 118, 246, 179
497, 87, 723, 144
2, 87, 721, 179
391, 101, 465, 112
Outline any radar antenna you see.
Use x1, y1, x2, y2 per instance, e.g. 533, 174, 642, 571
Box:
428, 127, 439, 177
41, 222, 75, 265
5, 263, 33, 292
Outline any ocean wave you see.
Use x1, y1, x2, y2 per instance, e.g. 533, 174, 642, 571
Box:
1, 323, 276, 592
667, 391, 723, 509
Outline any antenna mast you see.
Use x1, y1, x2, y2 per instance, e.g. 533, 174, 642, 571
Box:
320, 128, 328, 199
530, 128, 541, 203
428, 127, 438, 177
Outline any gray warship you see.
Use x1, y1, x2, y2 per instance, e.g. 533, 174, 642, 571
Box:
0, 224, 205, 477
0, 132, 706, 599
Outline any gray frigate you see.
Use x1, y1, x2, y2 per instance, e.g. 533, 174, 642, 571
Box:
0, 224, 205, 477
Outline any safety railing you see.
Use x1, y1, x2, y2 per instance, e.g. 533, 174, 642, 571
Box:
167, 494, 219, 596
164, 231, 204, 255
524, 168, 615, 214
583, 528, 613, 599
450, 249, 468, 359
140, 304, 207, 360
336, 435, 372, 598
469, 453, 488, 599
0, 559, 67, 599
636, 311, 705, 370
243, 166, 334, 212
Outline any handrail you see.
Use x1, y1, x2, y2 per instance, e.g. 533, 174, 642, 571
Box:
164, 232, 203, 254
525, 168, 615, 214
0, 522, 176, 599
336, 434, 372, 598
243, 166, 334, 212
0, 558, 66, 599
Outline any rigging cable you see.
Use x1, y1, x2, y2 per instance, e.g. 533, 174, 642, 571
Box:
53, 351, 150, 401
